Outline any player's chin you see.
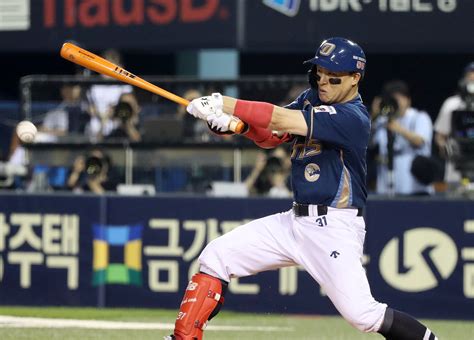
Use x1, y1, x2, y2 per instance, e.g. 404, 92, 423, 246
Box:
318, 92, 332, 104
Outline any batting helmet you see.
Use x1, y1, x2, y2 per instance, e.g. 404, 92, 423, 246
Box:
304, 37, 366, 75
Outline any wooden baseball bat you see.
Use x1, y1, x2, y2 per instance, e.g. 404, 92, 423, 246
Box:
59, 42, 245, 134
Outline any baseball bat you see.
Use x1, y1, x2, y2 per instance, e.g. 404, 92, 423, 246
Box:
59, 42, 245, 134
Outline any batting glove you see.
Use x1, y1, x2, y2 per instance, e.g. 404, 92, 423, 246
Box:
186, 92, 223, 121
206, 111, 233, 132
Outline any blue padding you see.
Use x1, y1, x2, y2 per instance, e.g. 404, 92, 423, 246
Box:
107, 226, 129, 245
92, 224, 107, 241
128, 225, 143, 241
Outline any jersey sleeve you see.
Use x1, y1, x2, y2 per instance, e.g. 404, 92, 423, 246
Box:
284, 88, 312, 109
302, 103, 369, 148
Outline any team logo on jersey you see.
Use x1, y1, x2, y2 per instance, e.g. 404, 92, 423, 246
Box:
313, 105, 337, 115
304, 163, 321, 182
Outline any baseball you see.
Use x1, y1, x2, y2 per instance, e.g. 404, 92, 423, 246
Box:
16, 120, 37, 143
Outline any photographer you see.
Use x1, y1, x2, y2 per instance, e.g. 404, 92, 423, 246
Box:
105, 92, 141, 142
40, 84, 93, 140
66, 148, 118, 194
371, 80, 434, 195
244, 146, 292, 197
434, 62, 474, 185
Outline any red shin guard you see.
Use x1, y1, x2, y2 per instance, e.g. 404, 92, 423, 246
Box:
173, 273, 225, 340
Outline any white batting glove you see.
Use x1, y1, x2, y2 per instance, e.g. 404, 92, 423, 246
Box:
186, 93, 223, 121
206, 111, 232, 132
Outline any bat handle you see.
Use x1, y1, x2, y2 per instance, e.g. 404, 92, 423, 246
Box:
179, 98, 245, 134
229, 116, 246, 134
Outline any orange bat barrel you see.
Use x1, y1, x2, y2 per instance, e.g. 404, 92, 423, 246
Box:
60, 42, 245, 133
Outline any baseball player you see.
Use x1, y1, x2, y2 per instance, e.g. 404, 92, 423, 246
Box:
165, 37, 438, 340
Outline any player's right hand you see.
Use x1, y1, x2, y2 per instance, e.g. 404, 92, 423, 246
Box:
206, 111, 232, 132
186, 93, 223, 121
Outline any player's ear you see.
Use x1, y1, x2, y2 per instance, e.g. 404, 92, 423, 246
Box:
351, 72, 361, 86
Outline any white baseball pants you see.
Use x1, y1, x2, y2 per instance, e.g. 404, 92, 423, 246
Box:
199, 207, 387, 333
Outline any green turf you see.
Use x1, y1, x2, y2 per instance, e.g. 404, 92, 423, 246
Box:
0, 306, 472, 340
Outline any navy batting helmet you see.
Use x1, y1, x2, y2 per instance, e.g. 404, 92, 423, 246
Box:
305, 37, 366, 75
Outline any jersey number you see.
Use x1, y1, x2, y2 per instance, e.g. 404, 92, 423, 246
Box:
315, 216, 327, 227
291, 140, 322, 159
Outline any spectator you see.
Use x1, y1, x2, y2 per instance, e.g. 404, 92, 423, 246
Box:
371, 80, 434, 195
39, 84, 92, 140
105, 93, 142, 142
66, 148, 118, 194
434, 62, 474, 185
86, 49, 136, 139
245, 146, 291, 197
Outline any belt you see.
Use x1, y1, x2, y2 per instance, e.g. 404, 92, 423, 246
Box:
292, 202, 363, 217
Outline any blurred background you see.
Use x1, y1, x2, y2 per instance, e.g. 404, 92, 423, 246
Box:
0, 0, 474, 335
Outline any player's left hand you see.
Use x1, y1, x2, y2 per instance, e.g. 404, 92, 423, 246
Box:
186, 93, 223, 120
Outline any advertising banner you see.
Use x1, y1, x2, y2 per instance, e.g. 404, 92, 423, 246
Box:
0, 194, 473, 319
248, 0, 474, 53
365, 199, 474, 319
0, 1, 472, 53
0, 0, 237, 51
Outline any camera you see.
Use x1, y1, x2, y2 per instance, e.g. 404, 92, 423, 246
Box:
113, 100, 133, 123
85, 155, 104, 178
377, 94, 399, 120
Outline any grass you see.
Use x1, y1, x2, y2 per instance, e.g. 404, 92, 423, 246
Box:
0, 306, 472, 340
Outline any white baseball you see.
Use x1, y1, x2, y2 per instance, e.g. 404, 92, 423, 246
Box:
16, 120, 37, 143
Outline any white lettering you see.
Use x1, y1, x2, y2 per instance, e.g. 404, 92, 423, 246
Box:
8, 252, 43, 288
9, 214, 42, 250
310, 0, 362, 11
0, 214, 9, 251
148, 260, 179, 292
309, 0, 456, 12
344, 0, 362, 11
46, 256, 79, 289
144, 219, 183, 256
438, 0, 456, 12
182, 220, 206, 261
413, 0, 433, 11
229, 277, 260, 294
43, 214, 62, 254
391, 0, 410, 11
62, 215, 79, 254
463, 263, 474, 298
320, 0, 340, 11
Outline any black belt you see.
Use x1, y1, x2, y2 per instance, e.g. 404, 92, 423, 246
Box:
292, 202, 363, 217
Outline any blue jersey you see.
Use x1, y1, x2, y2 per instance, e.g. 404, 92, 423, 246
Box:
285, 88, 370, 208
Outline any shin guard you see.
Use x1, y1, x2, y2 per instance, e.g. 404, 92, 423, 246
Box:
173, 273, 226, 340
